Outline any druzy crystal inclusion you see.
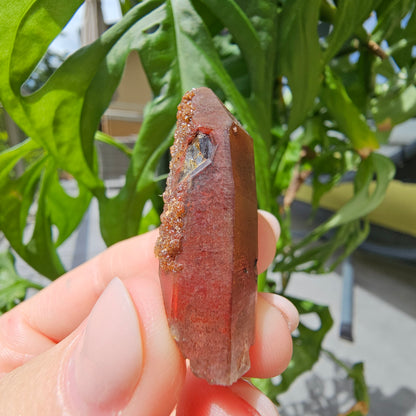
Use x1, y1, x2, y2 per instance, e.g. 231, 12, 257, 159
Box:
155, 87, 258, 386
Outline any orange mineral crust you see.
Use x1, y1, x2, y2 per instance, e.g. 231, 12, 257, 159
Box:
155, 87, 258, 386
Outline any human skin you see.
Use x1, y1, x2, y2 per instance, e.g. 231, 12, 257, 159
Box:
0, 210, 298, 415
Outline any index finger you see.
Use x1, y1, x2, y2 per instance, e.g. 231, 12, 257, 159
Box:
18, 229, 160, 342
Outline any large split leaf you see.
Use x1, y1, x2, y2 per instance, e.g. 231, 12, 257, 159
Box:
0, 139, 91, 278
0, 1, 165, 273
0, 0, 98, 189
0, 0, 169, 251
0, 250, 43, 314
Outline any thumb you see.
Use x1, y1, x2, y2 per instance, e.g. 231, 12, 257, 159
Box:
0, 277, 185, 415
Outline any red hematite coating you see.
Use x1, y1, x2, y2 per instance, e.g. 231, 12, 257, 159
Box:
155, 87, 258, 386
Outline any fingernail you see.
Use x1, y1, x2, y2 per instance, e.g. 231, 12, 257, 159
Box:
259, 293, 299, 332
67, 278, 143, 413
258, 210, 280, 243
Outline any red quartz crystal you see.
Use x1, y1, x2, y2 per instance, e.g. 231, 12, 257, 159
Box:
155, 87, 258, 385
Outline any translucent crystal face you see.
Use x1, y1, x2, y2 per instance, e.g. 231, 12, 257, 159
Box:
182, 132, 214, 178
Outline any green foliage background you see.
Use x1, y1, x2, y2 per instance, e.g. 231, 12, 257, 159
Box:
1, 0, 415, 412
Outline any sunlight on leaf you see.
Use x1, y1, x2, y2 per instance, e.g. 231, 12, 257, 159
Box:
321, 67, 379, 155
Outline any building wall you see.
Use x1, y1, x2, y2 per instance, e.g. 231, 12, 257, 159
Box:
102, 51, 152, 138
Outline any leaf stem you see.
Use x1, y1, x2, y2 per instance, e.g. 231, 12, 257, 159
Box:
94, 131, 133, 157
281, 271, 291, 295
23, 280, 45, 291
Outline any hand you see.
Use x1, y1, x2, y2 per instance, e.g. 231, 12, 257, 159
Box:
0, 210, 298, 415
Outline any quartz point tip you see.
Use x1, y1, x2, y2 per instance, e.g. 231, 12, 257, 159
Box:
155, 87, 258, 386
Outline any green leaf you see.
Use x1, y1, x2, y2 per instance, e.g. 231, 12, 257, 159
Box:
321, 153, 395, 231
234, 0, 280, 136
351, 362, 369, 408
324, 350, 369, 414
95, 131, 133, 157
372, 84, 416, 127
99, 0, 280, 244
44, 162, 92, 247
198, 0, 283, 209
373, 0, 415, 44
199, 0, 264, 97
0, 250, 43, 314
138, 200, 161, 234
253, 297, 333, 401
378, 1, 416, 69
278, 152, 394, 273
96, 2, 182, 244
167, 0, 273, 153
330, 46, 375, 115
119, 0, 140, 15
0, 0, 171, 247
324, 0, 382, 63
0, 0, 169, 194
307, 135, 355, 211
0, 137, 40, 179
279, 219, 370, 273
321, 67, 379, 155
277, 0, 322, 133
100, 0, 222, 243
0, 139, 91, 278
273, 139, 302, 193
0, 0, 101, 189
